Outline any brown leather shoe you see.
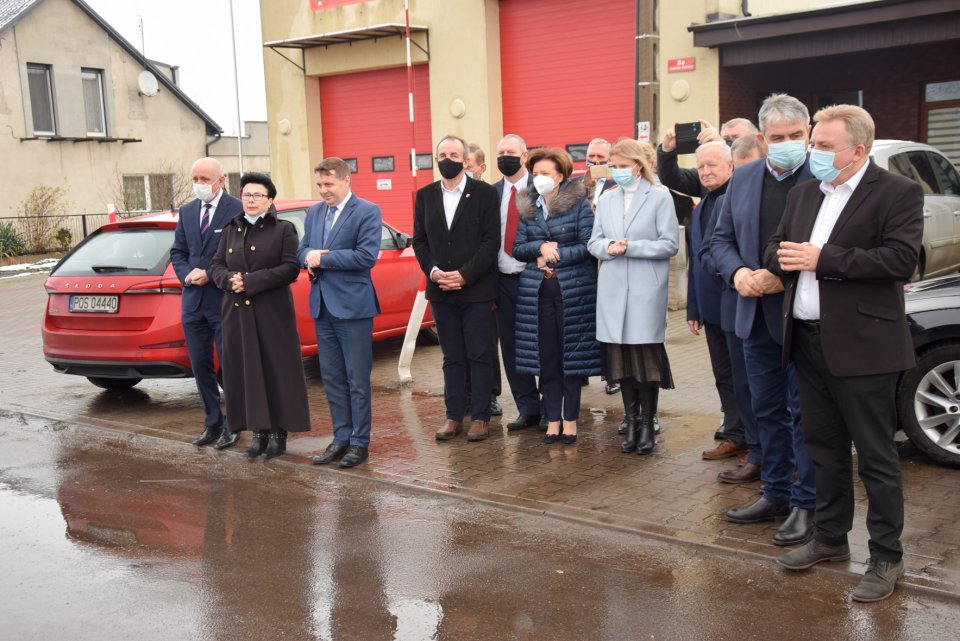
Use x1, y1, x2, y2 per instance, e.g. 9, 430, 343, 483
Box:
435, 419, 463, 441
717, 462, 761, 484
466, 420, 490, 442
737, 453, 749, 467
702, 439, 748, 460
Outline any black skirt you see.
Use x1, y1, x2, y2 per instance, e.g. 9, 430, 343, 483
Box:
601, 342, 674, 389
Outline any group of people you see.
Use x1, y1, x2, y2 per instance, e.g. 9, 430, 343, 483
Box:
660, 94, 922, 603
172, 90, 922, 603
413, 134, 679, 451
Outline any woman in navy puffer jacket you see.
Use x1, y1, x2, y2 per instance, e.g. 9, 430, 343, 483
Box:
513, 147, 600, 445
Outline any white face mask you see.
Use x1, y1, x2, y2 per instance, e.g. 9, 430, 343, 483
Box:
193, 182, 215, 202
533, 174, 557, 196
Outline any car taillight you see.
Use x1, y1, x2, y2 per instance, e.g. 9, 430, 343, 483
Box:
124, 279, 182, 295
44, 278, 57, 292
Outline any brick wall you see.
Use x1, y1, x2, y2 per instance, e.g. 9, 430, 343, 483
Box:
718, 41, 958, 141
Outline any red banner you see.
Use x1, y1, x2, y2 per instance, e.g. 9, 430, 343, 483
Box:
310, 0, 369, 9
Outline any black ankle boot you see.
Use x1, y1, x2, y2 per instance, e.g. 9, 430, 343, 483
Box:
263, 429, 287, 459
637, 385, 658, 455
619, 381, 640, 453
245, 430, 269, 458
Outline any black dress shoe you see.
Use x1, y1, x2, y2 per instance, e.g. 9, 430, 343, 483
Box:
773, 507, 815, 546
488, 398, 503, 417
507, 414, 541, 431
724, 496, 791, 524
312, 442, 349, 465
339, 445, 369, 468
213, 429, 240, 450
245, 430, 269, 458
192, 426, 222, 447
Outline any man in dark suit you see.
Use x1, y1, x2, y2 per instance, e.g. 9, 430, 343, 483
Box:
492, 133, 541, 431
413, 135, 501, 442
170, 157, 243, 449
711, 94, 817, 546
300, 157, 382, 468
767, 105, 923, 602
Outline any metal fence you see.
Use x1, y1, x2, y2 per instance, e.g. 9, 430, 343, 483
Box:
0, 213, 119, 253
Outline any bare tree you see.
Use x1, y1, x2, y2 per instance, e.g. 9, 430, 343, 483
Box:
101, 160, 195, 215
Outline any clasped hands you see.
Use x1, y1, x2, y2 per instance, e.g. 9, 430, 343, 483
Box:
607, 239, 628, 257
229, 272, 246, 294
776, 241, 821, 273
305, 248, 330, 278
185, 268, 209, 286
433, 269, 465, 291
538, 241, 560, 275
732, 267, 783, 297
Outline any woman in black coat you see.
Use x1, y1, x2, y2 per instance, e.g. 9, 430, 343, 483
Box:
209, 173, 311, 459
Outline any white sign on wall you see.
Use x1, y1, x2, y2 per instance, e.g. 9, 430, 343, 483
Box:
637, 121, 650, 141
377, 178, 392, 190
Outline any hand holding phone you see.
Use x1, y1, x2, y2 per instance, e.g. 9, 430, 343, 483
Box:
674, 121, 702, 154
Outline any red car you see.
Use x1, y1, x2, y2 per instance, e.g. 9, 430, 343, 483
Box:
42, 200, 434, 390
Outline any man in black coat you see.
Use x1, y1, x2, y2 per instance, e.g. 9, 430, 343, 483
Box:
413, 135, 501, 442
766, 105, 923, 603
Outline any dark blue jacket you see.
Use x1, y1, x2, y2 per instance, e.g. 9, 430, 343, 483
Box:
699, 193, 737, 333
512, 180, 600, 377
687, 182, 728, 325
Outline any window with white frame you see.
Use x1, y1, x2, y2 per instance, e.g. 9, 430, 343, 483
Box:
27, 63, 56, 135
81, 68, 106, 136
122, 174, 174, 212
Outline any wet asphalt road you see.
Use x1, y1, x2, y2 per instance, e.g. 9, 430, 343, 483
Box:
3, 412, 959, 641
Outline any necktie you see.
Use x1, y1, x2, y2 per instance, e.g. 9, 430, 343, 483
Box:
504, 185, 520, 257
200, 203, 211, 237
323, 206, 337, 245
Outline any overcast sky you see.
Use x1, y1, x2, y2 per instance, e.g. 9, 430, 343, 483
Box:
85, 0, 268, 136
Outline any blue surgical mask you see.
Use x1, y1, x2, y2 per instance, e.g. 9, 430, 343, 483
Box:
610, 168, 638, 187
766, 140, 806, 170
244, 214, 262, 225
809, 146, 854, 183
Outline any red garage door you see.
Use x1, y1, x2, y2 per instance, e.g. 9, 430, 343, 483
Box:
500, 0, 635, 167
318, 65, 432, 233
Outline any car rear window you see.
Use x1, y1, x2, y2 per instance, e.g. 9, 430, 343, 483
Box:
52, 228, 175, 277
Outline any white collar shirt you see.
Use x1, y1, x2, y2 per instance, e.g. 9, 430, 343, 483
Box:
440, 174, 468, 229
329, 192, 352, 225
498, 173, 527, 274
202, 188, 224, 220
793, 160, 870, 320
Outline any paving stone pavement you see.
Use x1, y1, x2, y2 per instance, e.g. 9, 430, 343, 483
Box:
4, 271, 959, 598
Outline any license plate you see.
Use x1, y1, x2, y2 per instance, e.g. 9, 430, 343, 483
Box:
69, 295, 119, 313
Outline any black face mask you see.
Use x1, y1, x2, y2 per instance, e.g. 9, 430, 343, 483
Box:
497, 155, 522, 177
438, 158, 464, 180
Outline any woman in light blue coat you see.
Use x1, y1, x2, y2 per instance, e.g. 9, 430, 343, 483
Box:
588, 138, 679, 455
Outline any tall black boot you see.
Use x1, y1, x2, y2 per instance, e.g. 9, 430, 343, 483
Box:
263, 428, 287, 459
637, 384, 658, 455
620, 380, 641, 453
245, 430, 269, 458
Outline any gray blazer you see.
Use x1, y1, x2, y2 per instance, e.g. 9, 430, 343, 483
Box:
588, 179, 679, 344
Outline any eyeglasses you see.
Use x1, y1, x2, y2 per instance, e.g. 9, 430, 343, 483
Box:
240, 193, 269, 201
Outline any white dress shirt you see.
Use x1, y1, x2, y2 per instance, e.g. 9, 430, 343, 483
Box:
498, 173, 527, 274
793, 160, 870, 320
441, 174, 467, 229
329, 192, 352, 226
202, 187, 224, 221
592, 178, 607, 207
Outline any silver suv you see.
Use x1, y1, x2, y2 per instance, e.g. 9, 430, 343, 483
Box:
871, 140, 960, 279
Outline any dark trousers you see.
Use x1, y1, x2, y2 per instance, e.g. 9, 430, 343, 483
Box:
315, 304, 374, 448
183, 305, 225, 430
742, 311, 815, 508
538, 278, 581, 421
431, 299, 495, 421
496, 273, 540, 416
704, 321, 741, 442
465, 312, 502, 399
793, 323, 904, 561
725, 330, 761, 465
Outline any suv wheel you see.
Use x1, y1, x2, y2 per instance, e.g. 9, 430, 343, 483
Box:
897, 343, 960, 468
